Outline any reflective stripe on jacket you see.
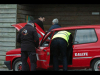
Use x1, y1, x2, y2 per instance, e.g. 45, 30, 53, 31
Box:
52, 31, 71, 45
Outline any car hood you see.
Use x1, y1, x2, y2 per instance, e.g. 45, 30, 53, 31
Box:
12, 23, 45, 41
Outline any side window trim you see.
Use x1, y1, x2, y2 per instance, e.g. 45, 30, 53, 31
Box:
73, 29, 77, 45
49, 31, 55, 46
93, 28, 98, 43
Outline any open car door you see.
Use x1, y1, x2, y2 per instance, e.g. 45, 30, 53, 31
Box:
36, 31, 53, 69
12, 23, 45, 42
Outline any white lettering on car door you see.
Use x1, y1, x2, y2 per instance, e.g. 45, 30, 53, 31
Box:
73, 52, 91, 59
75, 52, 88, 56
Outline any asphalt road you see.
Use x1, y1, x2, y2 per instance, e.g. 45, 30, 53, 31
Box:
0, 68, 92, 71
0, 68, 13, 71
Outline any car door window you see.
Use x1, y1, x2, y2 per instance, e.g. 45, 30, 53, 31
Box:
40, 32, 53, 47
74, 29, 97, 44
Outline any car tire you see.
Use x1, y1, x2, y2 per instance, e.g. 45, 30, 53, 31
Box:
91, 58, 100, 71
12, 58, 22, 71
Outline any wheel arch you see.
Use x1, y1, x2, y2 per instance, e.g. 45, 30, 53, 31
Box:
90, 57, 100, 67
12, 57, 21, 68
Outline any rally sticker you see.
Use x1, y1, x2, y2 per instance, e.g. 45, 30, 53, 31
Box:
75, 52, 88, 56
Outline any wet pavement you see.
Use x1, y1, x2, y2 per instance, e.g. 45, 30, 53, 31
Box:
0, 68, 92, 71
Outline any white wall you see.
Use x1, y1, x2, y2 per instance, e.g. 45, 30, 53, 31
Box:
0, 4, 17, 68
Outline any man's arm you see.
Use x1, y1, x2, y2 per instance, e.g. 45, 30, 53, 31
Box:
33, 28, 39, 48
17, 30, 21, 44
68, 34, 73, 48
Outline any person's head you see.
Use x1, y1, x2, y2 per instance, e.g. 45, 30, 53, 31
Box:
28, 21, 36, 27
38, 16, 45, 22
52, 18, 59, 25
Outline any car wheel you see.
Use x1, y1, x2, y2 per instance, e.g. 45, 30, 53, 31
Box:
91, 58, 100, 71
13, 58, 22, 71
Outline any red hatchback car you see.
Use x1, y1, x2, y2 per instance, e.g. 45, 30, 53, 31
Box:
4, 24, 100, 71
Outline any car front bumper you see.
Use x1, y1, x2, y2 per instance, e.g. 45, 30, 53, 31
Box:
4, 61, 11, 70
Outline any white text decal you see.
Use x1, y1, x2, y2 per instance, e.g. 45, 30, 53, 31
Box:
75, 52, 88, 56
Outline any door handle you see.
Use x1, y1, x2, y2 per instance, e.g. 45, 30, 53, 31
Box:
43, 50, 46, 52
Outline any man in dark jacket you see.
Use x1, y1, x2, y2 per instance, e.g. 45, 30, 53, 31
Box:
33, 16, 45, 31
17, 21, 39, 71
50, 31, 73, 71
48, 18, 61, 32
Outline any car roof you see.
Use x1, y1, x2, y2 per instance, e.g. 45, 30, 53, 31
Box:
52, 25, 100, 31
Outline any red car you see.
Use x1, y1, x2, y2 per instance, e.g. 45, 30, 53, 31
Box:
4, 24, 100, 71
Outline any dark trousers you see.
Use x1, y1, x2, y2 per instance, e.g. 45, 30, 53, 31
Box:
50, 38, 68, 71
21, 51, 37, 71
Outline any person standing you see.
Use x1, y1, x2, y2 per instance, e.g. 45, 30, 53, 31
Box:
17, 21, 39, 71
48, 18, 61, 32
33, 16, 45, 31
50, 31, 73, 71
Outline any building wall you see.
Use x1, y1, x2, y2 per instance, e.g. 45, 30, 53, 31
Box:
0, 4, 17, 68
16, 4, 100, 49
16, 4, 35, 48
17, 4, 100, 31
32, 4, 100, 31
17, 4, 35, 23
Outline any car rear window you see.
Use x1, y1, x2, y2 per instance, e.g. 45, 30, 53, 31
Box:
74, 29, 97, 44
